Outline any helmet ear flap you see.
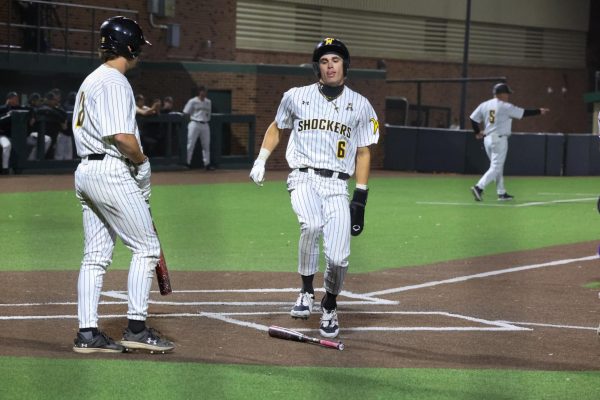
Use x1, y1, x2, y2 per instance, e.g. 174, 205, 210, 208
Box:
312, 62, 320, 78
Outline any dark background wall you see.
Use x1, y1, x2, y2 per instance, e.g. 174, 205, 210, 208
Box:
0, 0, 597, 170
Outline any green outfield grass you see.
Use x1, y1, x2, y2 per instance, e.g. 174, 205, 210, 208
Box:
1, 173, 599, 399
1, 357, 599, 400
0, 175, 598, 272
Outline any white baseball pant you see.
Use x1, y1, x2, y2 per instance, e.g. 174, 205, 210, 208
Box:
287, 169, 350, 295
0, 135, 11, 169
476, 135, 508, 195
74, 155, 160, 328
54, 132, 73, 160
186, 121, 210, 166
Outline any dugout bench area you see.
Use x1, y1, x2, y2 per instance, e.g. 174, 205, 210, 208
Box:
2, 111, 255, 173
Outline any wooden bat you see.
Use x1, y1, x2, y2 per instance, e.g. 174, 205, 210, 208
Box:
152, 221, 172, 296
268, 325, 345, 351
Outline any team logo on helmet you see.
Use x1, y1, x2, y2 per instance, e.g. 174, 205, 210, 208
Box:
324, 38, 335, 45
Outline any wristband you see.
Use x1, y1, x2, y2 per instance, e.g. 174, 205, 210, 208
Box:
356, 183, 368, 190
257, 148, 271, 162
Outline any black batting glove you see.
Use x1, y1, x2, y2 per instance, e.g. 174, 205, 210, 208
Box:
350, 188, 368, 236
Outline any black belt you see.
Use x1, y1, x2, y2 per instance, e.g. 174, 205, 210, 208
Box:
192, 120, 207, 124
299, 167, 350, 180
87, 154, 105, 160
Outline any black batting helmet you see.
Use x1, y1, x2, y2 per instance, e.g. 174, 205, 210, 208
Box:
312, 37, 350, 78
493, 83, 513, 95
99, 16, 151, 59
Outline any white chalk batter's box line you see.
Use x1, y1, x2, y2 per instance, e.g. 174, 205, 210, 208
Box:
1, 254, 598, 333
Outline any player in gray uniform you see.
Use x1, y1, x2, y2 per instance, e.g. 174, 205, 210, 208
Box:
250, 38, 380, 338
470, 83, 549, 201
71, 16, 174, 353
183, 86, 213, 170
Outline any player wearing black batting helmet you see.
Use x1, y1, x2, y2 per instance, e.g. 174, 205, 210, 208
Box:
312, 37, 350, 77
99, 16, 151, 59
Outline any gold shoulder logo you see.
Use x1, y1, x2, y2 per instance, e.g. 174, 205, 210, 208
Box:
324, 38, 335, 45
369, 117, 379, 135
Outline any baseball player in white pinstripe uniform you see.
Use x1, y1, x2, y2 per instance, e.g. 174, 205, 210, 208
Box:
470, 83, 549, 202
250, 38, 380, 338
183, 85, 213, 170
72, 16, 174, 353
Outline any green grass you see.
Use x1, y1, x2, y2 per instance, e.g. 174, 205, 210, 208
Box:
2, 173, 600, 399
1, 357, 599, 400
1, 175, 598, 272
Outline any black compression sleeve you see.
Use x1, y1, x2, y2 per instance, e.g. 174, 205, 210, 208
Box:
470, 119, 480, 134
523, 109, 541, 117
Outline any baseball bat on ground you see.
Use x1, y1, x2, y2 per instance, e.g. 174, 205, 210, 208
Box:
152, 220, 172, 296
268, 325, 345, 351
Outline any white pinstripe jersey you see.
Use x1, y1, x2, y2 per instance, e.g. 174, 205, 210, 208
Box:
470, 98, 524, 137
275, 83, 379, 175
72, 64, 141, 158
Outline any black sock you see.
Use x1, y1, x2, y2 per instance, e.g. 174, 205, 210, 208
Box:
301, 274, 315, 295
128, 319, 146, 334
322, 292, 337, 310
79, 327, 98, 338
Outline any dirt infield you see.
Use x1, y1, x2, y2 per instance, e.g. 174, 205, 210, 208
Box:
1, 170, 599, 370
1, 241, 599, 370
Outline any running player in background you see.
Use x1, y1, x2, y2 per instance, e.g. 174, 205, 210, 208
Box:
249, 38, 380, 338
71, 16, 174, 353
470, 83, 549, 202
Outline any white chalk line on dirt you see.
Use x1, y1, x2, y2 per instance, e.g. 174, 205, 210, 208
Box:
1, 255, 597, 333
496, 321, 598, 331
197, 310, 528, 332
1, 311, 595, 333
417, 197, 595, 208
100, 289, 399, 305
364, 254, 598, 297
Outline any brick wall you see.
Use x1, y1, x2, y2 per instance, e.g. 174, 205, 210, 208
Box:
0, 0, 591, 172
0, 0, 236, 61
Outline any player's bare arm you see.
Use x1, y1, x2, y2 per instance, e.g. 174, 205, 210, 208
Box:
249, 121, 281, 186
260, 121, 282, 152
113, 133, 147, 164
355, 146, 371, 186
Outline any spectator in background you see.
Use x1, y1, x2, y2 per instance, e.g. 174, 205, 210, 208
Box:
34, 91, 68, 159
135, 94, 159, 116
0, 92, 19, 174
183, 86, 214, 170
135, 94, 161, 157
63, 91, 77, 112
449, 117, 460, 130
50, 88, 62, 107
29, 92, 42, 109
26, 92, 52, 161
161, 96, 174, 114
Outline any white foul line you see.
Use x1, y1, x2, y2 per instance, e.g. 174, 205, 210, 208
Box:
417, 197, 595, 208
363, 254, 598, 297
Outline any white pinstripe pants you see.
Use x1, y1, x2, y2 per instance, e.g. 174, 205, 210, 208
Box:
287, 169, 350, 295
74, 156, 160, 328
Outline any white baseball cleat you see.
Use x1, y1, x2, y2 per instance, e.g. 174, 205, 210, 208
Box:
319, 307, 339, 338
290, 292, 314, 319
